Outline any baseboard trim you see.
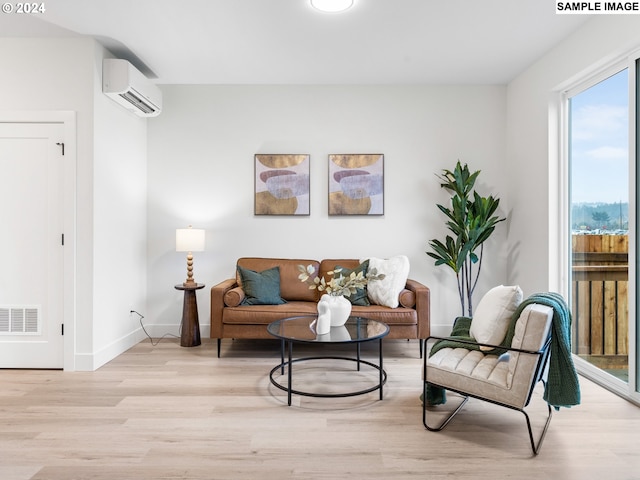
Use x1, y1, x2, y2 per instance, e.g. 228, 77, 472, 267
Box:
74, 328, 146, 371
430, 323, 454, 337
137, 323, 211, 340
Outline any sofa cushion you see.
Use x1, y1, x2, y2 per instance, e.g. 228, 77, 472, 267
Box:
363, 255, 410, 308
222, 302, 418, 326
222, 301, 319, 325
237, 265, 286, 305
469, 285, 523, 350
237, 258, 320, 302
334, 260, 370, 306
319, 259, 361, 279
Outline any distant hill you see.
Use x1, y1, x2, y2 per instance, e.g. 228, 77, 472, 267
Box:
572, 202, 628, 230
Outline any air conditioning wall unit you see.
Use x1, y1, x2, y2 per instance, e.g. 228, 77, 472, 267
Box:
102, 59, 162, 117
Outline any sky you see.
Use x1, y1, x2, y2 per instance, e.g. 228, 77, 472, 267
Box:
570, 68, 629, 205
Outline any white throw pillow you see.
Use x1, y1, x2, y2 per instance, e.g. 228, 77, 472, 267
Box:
362, 255, 410, 308
470, 285, 523, 350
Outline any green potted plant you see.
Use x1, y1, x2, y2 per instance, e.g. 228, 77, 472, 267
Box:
427, 161, 505, 316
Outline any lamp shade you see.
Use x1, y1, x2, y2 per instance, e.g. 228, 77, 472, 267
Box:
176, 227, 205, 252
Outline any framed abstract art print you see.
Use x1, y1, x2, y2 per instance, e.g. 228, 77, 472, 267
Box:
328, 154, 384, 215
254, 154, 310, 215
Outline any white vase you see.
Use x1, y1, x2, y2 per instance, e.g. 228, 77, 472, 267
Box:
315, 298, 332, 335
329, 326, 351, 341
319, 294, 352, 327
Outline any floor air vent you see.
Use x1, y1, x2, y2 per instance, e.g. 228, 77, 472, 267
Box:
0, 306, 40, 334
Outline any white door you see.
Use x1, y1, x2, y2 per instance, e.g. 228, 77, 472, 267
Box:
0, 123, 65, 368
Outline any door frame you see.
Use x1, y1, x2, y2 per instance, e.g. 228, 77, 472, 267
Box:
0, 111, 77, 371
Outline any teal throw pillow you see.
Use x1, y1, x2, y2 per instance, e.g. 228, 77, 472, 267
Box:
335, 260, 370, 306
237, 265, 286, 305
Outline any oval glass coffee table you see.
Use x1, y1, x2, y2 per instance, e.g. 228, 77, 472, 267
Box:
267, 315, 390, 406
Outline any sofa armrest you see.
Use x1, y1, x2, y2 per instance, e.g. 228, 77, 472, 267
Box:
210, 278, 238, 338
405, 278, 431, 339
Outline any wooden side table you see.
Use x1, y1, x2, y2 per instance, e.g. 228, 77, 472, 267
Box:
174, 283, 205, 347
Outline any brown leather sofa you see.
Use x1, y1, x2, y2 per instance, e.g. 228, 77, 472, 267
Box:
210, 257, 430, 357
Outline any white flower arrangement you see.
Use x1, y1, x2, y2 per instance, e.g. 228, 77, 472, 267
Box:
297, 264, 385, 297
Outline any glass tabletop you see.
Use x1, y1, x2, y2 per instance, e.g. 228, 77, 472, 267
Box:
267, 315, 389, 344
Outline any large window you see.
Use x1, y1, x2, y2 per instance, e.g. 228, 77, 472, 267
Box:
568, 69, 629, 382
564, 62, 639, 403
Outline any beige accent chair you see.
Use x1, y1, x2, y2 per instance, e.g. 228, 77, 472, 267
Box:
423, 303, 554, 455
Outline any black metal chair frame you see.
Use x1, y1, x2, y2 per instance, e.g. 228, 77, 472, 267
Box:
422, 335, 553, 456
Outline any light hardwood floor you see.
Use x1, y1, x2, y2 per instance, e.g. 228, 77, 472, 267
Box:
1, 338, 639, 480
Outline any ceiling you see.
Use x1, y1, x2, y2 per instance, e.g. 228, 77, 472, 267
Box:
1, 0, 592, 85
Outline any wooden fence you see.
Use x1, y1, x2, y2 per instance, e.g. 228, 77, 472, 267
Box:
571, 234, 628, 370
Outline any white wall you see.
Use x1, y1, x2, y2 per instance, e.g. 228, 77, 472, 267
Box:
147, 85, 508, 336
90, 45, 148, 369
0, 38, 148, 370
506, 16, 640, 294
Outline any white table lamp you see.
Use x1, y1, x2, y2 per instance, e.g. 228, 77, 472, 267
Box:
176, 225, 205, 286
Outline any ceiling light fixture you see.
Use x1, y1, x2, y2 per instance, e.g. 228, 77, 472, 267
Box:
310, 0, 354, 13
